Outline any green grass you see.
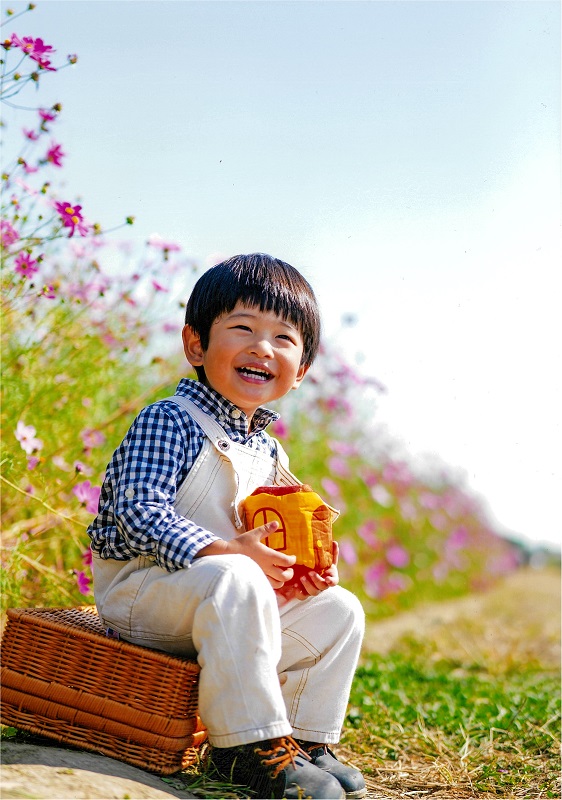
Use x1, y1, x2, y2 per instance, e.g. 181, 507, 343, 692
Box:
343, 650, 560, 797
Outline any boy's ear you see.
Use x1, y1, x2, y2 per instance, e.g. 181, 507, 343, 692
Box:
292, 363, 310, 390
182, 325, 204, 367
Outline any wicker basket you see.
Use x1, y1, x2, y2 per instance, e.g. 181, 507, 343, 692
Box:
0, 606, 207, 775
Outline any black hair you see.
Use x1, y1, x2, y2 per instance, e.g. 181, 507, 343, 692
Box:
185, 253, 321, 381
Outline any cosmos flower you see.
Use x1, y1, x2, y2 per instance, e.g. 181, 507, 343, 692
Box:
10, 33, 56, 70
0, 219, 19, 248
72, 481, 101, 514
14, 251, 39, 278
15, 420, 43, 455
46, 142, 64, 167
74, 570, 92, 595
55, 201, 89, 237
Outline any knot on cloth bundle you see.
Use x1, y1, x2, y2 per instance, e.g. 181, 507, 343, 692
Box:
241, 485, 339, 577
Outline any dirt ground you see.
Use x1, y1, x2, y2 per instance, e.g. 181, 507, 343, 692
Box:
1, 567, 560, 800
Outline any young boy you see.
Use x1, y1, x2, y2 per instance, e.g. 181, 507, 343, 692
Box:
88, 253, 366, 800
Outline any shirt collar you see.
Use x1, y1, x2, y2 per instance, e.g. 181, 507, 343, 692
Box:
175, 378, 280, 436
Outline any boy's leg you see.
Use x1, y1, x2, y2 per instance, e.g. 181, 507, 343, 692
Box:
278, 585, 365, 743
93, 552, 292, 747
277, 585, 367, 797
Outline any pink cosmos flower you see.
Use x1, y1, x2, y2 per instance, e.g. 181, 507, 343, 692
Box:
14, 251, 39, 278
41, 284, 56, 299
339, 540, 358, 565
27, 456, 40, 470
82, 548, 93, 567
147, 233, 181, 253
46, 142, 64, 167
74, 460, 93, 476
22, 160, 39, 174
39, 108, 57, 123
0, 219, 19, 248
72, 481, 101, 514
358, 520, 379, 548
270, 419, 289, 439
15, 420, 44, 455
74, 570, 92, 595
55, 201, 89, 237
11, 33, 55, 59
23, 128, 39, 141
152, 279, 168, 292
320, 477, 340, 499
328, 456, 350, 479
80, 427, 106, 449
385, 543, 410, 569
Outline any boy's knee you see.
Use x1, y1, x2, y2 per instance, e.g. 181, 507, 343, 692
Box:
209, 553, 274, 601
328, 586, 365, 637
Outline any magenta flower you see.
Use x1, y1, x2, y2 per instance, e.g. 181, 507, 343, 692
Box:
27, 456, 40, 470
15, 420, 43, 455
0, 219, 19, 248
55, 201, 89, 237
80, 427, 106, 449
74, 460, 93, 476
328, 456, 350, 479
358, 520, 379, 548
385, 543, 410, 569
152, 279, 168, 292
14, 252, 40, 279
74, 570, 92, 595
41, 284, 56, 299
22, 160, 39, 174
10, 34, 56, 70
270, 419, 289, 439
147, 233, 181, 253
23, 128, 39, 141
46, 142, 64, 167
320, 477, 340, 499
339, 540, 358, 565
82, 548, 93, 567
72, 481, 101, 514
39, 108, 57, 123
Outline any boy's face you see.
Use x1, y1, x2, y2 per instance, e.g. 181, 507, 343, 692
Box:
182, 302, 308, 421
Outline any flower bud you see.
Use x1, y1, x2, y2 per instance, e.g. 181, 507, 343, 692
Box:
68, 54, 78, 64
126, 216, 135, 225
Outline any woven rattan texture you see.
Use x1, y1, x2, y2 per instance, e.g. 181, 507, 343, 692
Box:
0, 606, 207, 775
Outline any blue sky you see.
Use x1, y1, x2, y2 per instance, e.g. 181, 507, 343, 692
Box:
4, 0, 560, 547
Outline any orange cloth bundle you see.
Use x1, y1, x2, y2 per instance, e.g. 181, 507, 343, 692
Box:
241, 485, 338, 577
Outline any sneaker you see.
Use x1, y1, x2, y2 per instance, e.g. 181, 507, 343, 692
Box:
296, 742, 367, 799
208, 735, 346, 799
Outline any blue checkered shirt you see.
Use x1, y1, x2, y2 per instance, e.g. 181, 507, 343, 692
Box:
88, 378, 280, 572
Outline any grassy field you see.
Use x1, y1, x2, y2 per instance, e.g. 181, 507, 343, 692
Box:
166, 566, 559, 799
339, 566, 561, 799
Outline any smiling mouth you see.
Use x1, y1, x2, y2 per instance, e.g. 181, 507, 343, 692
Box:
236, 367, 273, 382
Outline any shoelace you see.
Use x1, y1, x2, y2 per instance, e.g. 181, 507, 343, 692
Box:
254, 735, 311, 778
298, 741, 330, 758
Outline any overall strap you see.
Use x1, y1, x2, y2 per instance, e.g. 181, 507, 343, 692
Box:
160, 394, 234, 455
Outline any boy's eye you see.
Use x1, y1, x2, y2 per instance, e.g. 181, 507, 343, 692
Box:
232, 325, 252, 332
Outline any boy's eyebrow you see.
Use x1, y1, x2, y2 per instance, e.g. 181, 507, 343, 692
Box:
225, 311, 298, 331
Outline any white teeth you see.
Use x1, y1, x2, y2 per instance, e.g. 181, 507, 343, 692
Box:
238, 367, 271, 381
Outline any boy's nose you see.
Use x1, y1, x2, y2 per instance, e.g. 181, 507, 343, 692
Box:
249, 337, 274, 358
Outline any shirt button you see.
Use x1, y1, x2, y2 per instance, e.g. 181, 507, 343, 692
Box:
231, 408, 242, 419
124, 488, 135, 499
218, 414, 226, 422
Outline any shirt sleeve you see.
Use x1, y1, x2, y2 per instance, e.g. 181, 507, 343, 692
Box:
104, 403, 219, 571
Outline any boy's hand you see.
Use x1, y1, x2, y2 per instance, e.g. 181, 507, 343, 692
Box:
276, 541, 340, 604
228, 521, 296, 589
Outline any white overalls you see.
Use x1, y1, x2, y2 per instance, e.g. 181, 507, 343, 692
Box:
92, 396, 365, 748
